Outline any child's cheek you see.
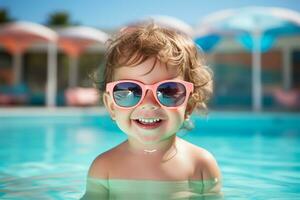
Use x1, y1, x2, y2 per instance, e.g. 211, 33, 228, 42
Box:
166, 108, 186, 132
114, 109, 131, 129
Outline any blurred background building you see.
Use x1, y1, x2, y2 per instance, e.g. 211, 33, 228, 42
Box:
0, 2, 300, 111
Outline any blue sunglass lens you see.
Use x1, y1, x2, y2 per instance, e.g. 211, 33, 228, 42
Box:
157, 82, 186, 107
113, 82, 142, 107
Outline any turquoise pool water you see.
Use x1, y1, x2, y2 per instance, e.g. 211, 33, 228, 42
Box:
0, 109, 300, 199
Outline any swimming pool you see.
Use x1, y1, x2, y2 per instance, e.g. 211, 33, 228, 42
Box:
0, 108, 300, 199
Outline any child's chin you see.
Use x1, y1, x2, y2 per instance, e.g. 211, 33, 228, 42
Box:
135, 131, 164, 143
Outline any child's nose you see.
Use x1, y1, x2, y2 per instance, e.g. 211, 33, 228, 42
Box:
140, 89, 160, 109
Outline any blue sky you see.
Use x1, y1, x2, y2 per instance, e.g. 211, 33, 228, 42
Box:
1, 0, 300, 29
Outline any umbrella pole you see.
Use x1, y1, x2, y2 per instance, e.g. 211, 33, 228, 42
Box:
46, 43, 57, 107
283, 46, 292, 91
252, 32, 262, 112
13, 52, 22, 85
68, 56, 79, 88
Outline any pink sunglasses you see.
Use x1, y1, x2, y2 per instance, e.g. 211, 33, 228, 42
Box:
106, 79, 194, 109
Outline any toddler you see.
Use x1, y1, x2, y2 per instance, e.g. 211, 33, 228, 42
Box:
81, 23, 222, 200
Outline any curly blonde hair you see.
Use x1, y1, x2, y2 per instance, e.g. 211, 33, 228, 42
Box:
94, 23, 213, 114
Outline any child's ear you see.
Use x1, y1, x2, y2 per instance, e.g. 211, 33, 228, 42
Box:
103, 92, 116, 120
185, 102, 194, 118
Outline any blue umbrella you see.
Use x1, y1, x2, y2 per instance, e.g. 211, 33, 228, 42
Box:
194, 7, 300, 111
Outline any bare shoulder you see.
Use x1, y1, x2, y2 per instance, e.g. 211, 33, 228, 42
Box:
180, 139, 221, 180
88, 143, 125, 179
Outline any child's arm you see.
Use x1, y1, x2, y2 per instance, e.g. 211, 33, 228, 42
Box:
200, 151, 222, 194
80, 155, 110, 200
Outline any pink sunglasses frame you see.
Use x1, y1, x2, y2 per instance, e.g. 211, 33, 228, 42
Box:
106, 79, 194, 109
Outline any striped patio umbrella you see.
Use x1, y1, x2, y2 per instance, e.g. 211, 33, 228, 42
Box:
194, 7, 300, 111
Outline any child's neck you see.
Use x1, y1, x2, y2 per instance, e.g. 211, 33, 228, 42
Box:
126, 135, 178, 160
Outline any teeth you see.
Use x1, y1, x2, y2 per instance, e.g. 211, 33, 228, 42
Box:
137, 118, 161, 123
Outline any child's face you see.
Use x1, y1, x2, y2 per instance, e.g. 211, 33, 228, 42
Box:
103, 58, 188, 145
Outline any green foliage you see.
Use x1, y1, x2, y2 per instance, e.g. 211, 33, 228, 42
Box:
0, 9, 14, 24
46, 11, 74, 27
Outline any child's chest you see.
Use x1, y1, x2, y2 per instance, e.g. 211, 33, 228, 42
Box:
108, 153, 196, 180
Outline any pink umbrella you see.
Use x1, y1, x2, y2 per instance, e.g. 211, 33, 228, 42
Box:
0, 21, 58, 107
57, 26, 109, 88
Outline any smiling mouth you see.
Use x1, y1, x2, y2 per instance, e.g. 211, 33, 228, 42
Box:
133, 118, 163, 129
